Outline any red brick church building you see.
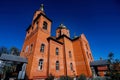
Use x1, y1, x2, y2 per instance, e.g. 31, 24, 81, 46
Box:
20, 4, 94, 79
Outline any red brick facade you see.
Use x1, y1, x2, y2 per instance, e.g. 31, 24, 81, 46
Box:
20, 5, 94, 79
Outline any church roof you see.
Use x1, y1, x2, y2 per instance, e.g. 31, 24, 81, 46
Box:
90, 60, 109, 66
56, 34, 80, 41
26, 13, 52, 31
0, 54, 27, 63
47, 36, 63, 45
34, 13, 52, 23
48, 33, 87, 46
56, 34, 72, 41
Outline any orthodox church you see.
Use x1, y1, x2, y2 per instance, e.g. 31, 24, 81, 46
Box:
20, 4, 94, 79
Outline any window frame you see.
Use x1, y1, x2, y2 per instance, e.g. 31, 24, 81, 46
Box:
56, 61, 59, 71
86, 51, 89, 58
69, 51, 72, 58
30, 44, 33, 53
36, 22, 39, 29
85, 44, 89, 50
40, 43, 45, 53
90, 53, 92, 60
70, 63, 73, 71
39, 59, 44, 70
56, 47, 59, 55
43, 21, 48, 30
25, 46, 29, 53
32, 26, 34, 30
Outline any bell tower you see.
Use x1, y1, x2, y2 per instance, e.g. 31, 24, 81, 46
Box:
20, 4, 52, 79
33, 4, 45, 21
32, 4, 52, 34
56, 24, 70, 37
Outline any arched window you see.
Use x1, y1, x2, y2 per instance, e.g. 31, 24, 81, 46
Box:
39, 59, 44, 70
56, 48, 59, 55
30, 44, 33, 53
86, 51, 89, 58
40, 44, 45, 52
56, 61, 59, 70
69, 51, 72, 58
43, 21, 47, 30
90, 53, 92, 60
32, 26, 34, 30
27, 30, 29, 34
85, 44, 89, 50
36, 22, 39, 29
70, 63, 73, 71
25, 46, 29, 53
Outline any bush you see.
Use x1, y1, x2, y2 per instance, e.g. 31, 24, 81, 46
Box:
78, 74, 87, 80
110, 73, 120, 80
46, 74, 54, 80
59, 76, 72, 80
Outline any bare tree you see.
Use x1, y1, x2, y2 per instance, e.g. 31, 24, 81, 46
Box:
9, 47, 20, 56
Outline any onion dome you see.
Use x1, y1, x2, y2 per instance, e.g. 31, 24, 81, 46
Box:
57, 23, 67, 29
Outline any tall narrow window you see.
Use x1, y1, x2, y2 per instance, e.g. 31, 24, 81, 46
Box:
43, 21, 47, 30
27, 30, 29, 34
56, 61, 59, 70
69, 51, 72, 58
57, 32, 60, 37
70, 63, 73, 71
85, 44, 89, 50
25, 46, 29, 53
56, 48, 59, 55
90, 53, 92, 60
32, 26, 34, 30
36, 22, 39, 29
30, 44, 33, 53
86, 51, 89, 58
39, 59, 44, 70
40, 44, 45, 52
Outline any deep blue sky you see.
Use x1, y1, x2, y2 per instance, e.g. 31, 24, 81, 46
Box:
0, 0, 120, 60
